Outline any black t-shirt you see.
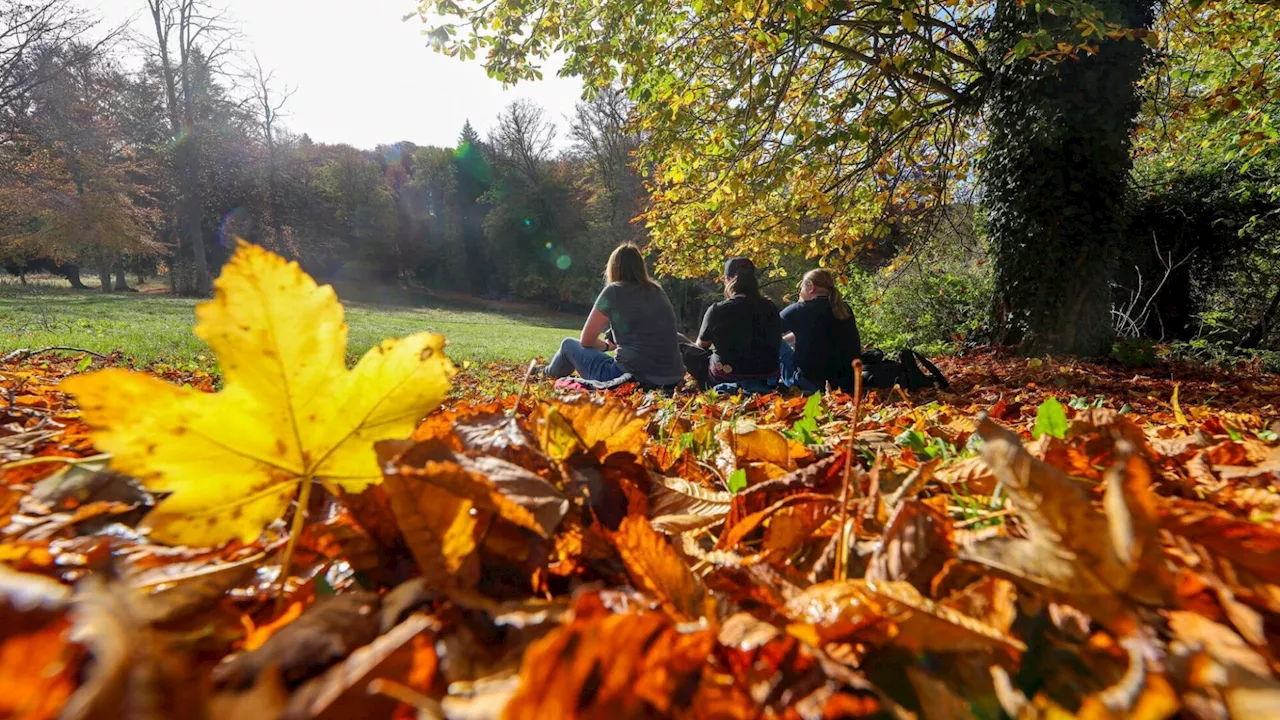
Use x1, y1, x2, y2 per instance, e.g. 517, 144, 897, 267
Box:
781, 298, 861, 387
697, 294, 781, 377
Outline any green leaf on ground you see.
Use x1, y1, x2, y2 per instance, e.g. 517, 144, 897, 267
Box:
1033, 397, 1069, 439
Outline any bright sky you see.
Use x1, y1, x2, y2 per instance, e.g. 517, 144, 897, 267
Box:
97, 0, 584, 149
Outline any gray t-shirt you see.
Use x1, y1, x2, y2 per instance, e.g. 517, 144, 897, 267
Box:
594, 282, 685, 386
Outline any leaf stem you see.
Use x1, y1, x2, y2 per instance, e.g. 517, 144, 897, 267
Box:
835, 359, 863, 581
275, 477, 314, 611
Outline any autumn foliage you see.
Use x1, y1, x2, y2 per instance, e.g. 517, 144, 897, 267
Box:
3, 245, 1280, 719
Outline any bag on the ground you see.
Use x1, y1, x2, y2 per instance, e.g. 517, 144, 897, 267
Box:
859, 348, 949, 391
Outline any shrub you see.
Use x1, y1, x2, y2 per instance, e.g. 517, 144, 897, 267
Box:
843, 237, 994, 356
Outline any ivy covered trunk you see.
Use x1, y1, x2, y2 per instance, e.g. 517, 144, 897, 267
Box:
983, 0, 1154, 356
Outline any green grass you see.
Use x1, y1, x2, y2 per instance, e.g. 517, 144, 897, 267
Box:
0, 286, 579, 369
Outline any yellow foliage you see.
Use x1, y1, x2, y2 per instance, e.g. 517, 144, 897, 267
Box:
62, 242, 455, 546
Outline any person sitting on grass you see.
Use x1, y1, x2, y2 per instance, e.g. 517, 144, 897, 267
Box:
779, 268, 861, 393
681, 257, 781, 391
538, 244, 686, 388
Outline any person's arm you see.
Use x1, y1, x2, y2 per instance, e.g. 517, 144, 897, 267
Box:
579, 308, 613, 351
780, 304, 796, 345
695, 305, 715, 349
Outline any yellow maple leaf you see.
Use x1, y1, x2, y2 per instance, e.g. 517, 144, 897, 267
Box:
61, 242, 455, 546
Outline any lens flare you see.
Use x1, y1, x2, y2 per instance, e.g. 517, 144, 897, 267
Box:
556, 254, 572, 270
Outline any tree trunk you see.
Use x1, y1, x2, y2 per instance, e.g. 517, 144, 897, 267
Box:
61, 263, 87, 289
179, 138, 210, 295
983, 0, 1155, 356
1241, 284, 1280, 349
113, 261, 133, 292
98, 265, 113, 293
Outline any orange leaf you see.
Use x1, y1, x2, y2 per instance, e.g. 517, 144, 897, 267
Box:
242, 601, 304, 651
502, 608, 715, 720
608, 515, 708, 622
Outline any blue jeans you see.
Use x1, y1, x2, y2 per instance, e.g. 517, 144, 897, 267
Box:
779, 342, 821, 393
546, 338, 625, 382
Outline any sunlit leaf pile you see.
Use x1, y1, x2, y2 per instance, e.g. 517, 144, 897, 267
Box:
3, 246, 1280, 719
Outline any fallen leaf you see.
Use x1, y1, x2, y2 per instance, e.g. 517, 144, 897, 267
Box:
61, 243, 455, 545
394, 454, 566, 538
648, 473, 732, 533
608, 514, 708, 622
214, 592, 381, 691
380, 444, 482, 589
243, 601, 305, 652
0, 575, 78, 720
500, 606, 716, 720
1168, 611, 1280, 718
867, 498, 953, 592
960, 420, 1171, 629
281, 612, 438, 720
60, 577, 207, 720
538, 397, 648, 461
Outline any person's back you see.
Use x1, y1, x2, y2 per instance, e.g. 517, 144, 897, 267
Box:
539, 244, 683, 387
596, 282, 685, 386
701, 293, 781, 378
781, 298, 860, 388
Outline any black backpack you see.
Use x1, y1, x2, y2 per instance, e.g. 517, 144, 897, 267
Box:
860, 348, 949, 391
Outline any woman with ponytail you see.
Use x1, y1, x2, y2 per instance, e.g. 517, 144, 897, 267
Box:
779, 269, 861, 392
681, 257, 782, 390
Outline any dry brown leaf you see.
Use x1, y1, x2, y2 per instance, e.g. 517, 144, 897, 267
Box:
500, 608, 715, 720
934, 455, 999, 495
457, 455, 568, 535
538, 396, 648, 461
782, 580, 889, 646
380, 447, 482, 589
863, 580, 1028, 655
0, 582, 78, 720
940, 576, 1019, 637
393, 458, 562, 538
960, 420, 1171, 630
281, 612, 438, 720
1160, 499, 1280, 583
867, 498, 953, 592
647, 474, 731, 533
60, 577, 207, 720
608, 514, 708, 621
762, 499, 836, 554
717, 493, 836, 552
1168, 611, 1280, 719
214, 592, 381, 691
128, 550, 265, 623
717, 423, 808, 473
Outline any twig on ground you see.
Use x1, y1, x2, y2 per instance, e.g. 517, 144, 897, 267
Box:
508, 359, 537, 419
953, 508, 1015, 529
2, 347, 108, 363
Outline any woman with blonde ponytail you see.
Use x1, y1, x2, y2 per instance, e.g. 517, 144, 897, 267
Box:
779, 269, 861, 392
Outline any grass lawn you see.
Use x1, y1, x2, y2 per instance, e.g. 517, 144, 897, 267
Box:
0, 285, 579, 370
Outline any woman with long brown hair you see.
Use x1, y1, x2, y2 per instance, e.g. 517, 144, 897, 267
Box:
539, 244, 685, 387
779, 268, 861, 392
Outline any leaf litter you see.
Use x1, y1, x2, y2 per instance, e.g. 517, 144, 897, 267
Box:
2, 245, 1280, 719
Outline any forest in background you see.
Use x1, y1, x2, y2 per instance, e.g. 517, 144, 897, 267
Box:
1, 2, 679, 319
2, 0, 1279, 362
